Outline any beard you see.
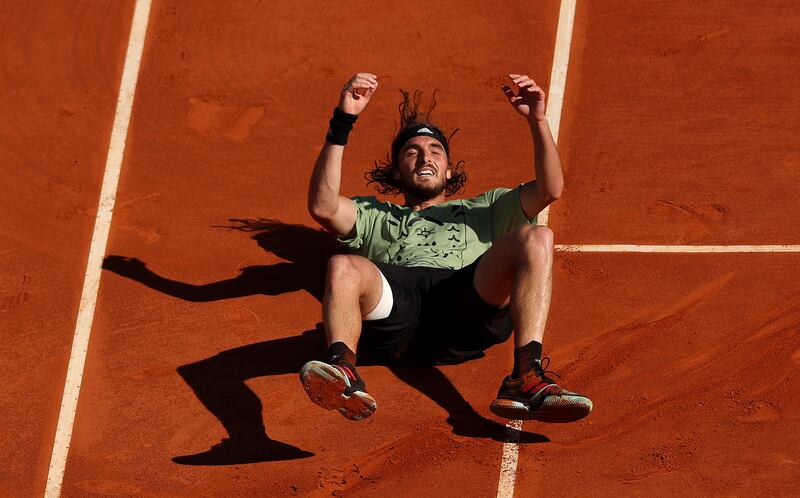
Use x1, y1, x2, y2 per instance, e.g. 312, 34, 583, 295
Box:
399, 174, 448, 200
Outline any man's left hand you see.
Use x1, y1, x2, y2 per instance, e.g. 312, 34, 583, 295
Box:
502, 74, 546, 123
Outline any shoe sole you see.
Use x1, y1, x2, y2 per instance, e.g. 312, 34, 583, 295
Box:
490, 395, 593, 423
300, 361, 377, 421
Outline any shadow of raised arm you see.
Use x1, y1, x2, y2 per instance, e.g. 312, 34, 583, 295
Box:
102, 219, 346, 303
102, 256, 313, 302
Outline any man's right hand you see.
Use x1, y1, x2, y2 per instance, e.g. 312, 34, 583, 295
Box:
338, 73, 378, 115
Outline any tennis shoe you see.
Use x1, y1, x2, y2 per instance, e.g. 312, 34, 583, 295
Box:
300, 360, 377, 421
490, 358, 592, 423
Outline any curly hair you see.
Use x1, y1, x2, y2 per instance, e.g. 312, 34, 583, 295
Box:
365, 89, 467, 197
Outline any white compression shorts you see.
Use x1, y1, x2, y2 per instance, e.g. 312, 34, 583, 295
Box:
362, 270, 394, 321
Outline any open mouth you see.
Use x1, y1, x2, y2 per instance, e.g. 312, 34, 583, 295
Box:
414, 167, 436, 177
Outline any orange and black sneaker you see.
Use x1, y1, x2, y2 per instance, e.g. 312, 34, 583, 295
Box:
490, 358, 592, 423
299, 360, 377, 421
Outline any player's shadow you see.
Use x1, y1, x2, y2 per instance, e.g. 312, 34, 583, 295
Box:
102, 219, 548, 466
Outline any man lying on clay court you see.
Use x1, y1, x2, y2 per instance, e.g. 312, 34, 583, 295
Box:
301, 72, 592, 423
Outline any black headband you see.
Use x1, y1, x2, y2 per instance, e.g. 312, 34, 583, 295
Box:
391, 123, 450, 163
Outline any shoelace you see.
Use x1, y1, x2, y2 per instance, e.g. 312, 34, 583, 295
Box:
534, 357, 564, 383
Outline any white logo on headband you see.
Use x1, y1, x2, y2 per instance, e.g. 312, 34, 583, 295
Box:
416, 127, 434, 134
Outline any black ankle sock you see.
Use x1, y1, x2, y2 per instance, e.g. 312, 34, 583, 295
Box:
328, 341, 357, 366
512, 340, 542, 378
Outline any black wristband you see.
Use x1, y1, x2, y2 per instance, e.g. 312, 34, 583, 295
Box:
326, 107, 358, 146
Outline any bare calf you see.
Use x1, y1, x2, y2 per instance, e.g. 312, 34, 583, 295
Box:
323, 254, 385, 351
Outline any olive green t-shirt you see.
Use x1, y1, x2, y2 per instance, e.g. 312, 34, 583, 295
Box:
338, 186, 536, 270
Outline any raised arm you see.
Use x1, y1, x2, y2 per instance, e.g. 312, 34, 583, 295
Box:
308, 72, 378, 237
501, 73, 563, 219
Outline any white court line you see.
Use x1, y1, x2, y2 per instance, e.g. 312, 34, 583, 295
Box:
556, 244, 800, 253
44, 1, 152, 496
536, 0, 576, 229
496, 1, 578, 498
496, 420, 523, 498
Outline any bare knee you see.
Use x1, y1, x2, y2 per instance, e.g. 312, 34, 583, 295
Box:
327, 254, 362, 288
513, 225, 554, 265
325, 254, 384, 315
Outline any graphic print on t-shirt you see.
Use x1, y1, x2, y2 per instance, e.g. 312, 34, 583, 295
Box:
387, 203, 467, 265
339, 187, 534, 270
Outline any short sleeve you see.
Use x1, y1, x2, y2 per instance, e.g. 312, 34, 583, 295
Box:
336, 196, 379, 251
489, 186, 538, 241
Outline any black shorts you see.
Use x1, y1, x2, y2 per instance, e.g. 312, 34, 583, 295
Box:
357, 257, 513, 365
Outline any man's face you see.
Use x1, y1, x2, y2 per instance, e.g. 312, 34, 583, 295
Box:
394, 135, 452, 200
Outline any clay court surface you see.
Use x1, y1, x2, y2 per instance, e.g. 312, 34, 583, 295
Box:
3, 0, 799, 496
